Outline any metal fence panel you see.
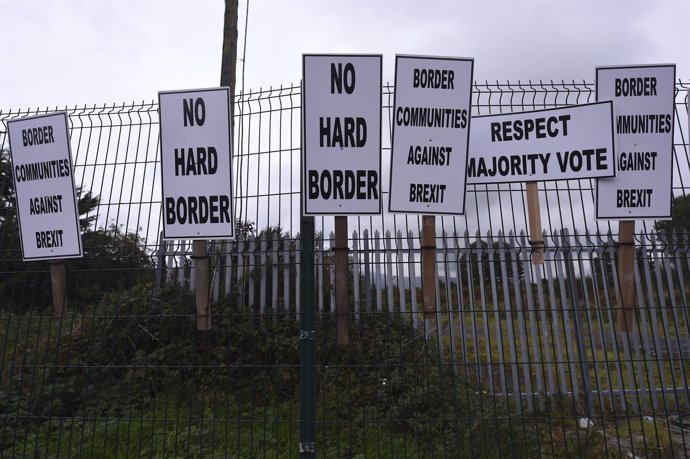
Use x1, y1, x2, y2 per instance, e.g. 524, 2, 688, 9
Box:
1, 80, 690, 457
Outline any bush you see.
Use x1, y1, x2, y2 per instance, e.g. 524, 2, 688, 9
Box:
0, 283, 543, 457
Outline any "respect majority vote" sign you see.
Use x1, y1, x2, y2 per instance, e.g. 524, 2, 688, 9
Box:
467, 102, 616, 185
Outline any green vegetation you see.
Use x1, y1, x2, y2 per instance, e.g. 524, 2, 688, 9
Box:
1, 281, 685, 457
655, 193, 690, 235
2, 138, 687, 457
0, 148, 153, 312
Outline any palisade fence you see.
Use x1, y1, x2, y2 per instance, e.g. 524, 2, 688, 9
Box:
1, 80, 690, 457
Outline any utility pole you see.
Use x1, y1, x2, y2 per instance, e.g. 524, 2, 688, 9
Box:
220, 0, 239, 93
193, 0, 239, 330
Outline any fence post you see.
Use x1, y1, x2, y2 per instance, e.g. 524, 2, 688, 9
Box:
272, 232, 279, 317
395, 231, 407, 323
384, 230, 395, 316
562, 229, 594, 419
421, 215, 437, 324
260, 234, 267, 315
316, 232, 324, 313
406, 231, 419, 331
617, 221, 635, 332
334, 217, 349, 348
526, 182, 545, 264
329, 231, 336, 316
193, 240, 211, 331
50, 261, 66, 318
224, 240, 234, 296
284, 237, 291, 315
212, 248, 221, 303
248, 237, 256, 310
166, 240, 175, 283
363, 229, 371, 313
353, 230, 360, 322
295, 234, 301, 320
374, 230, 382, 312
178, 240, 187, 287
299, 216, 316, 457
154, 231, 165, 295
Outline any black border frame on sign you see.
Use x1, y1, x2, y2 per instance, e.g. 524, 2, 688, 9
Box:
6, 111, 84, 261
158, 86, 235, 240
301, 53, 383, 216
388, 54, 475, 216
595, 63, 676, 220
467, 100, 617, 185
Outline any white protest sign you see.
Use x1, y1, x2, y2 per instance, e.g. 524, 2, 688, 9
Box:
467, 101, 615, 184
302, 54, 382, 215
7, 112, 83, 261
596, 65, 675, 219
388, 55, 473, 214
159, 87, 234, 239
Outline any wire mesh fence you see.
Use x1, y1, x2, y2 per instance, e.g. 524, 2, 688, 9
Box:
0, 80, 689, 457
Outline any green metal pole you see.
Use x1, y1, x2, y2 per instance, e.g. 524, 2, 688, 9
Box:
299, 216, 316, 457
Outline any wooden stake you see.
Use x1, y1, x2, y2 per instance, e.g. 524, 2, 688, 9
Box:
421, 215, 437, 319
50, 261, 66, 319
334, 216, 349, 349
193, 240, 211, 330
526, 182, 544, 265
617, 220, 635, 332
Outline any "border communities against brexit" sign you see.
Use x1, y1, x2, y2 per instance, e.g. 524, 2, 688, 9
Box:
7, 112, 83, 261
388, 55, 473, 214
596, 64, 675, 219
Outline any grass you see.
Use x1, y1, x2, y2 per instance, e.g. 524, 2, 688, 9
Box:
5, 397, 299, 458
1, 282, 689, 458
422, 306, 690, 412
8, 395, 434, 458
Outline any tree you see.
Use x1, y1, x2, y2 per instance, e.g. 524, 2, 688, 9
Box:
655, 193, 690, 235
0, 147, 98, 250
71, 223, 152, 303
0, 148, 152, 310
0, 149, 19, 250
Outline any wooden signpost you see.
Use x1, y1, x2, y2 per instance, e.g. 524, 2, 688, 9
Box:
6, 112, 84, 318
421, 215, 437, 318
596, 64, 676, 332
468, 102, 616, 267
616, 220, 636, 331
302, 54, 382, 348
159, 87, 235, 330
388, 55, 474, 321
526, 182, 544, 264
48, 261, 66, 318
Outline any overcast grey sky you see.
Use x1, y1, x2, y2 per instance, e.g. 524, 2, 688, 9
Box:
1, 0, 689, 109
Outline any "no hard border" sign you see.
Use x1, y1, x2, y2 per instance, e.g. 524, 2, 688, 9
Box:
159, 87, 235, 239
302, 54, 382, 215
